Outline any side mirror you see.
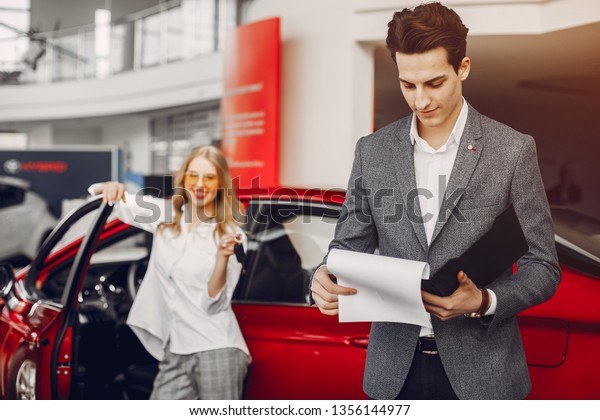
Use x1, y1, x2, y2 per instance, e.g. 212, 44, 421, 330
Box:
0, 263, 16, 299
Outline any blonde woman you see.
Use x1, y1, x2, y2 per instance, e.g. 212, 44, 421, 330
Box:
92, 146, 250, 399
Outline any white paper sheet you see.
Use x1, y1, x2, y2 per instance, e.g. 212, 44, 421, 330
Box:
327, 248, 432, 328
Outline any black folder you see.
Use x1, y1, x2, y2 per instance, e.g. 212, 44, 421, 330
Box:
421, 204, 529, 296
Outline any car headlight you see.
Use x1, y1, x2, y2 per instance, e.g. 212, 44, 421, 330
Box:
15, 360, 36, 400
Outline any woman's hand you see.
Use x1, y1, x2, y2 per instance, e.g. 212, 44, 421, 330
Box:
101, 181, 126, 205
208, 232, 242, 298
217, 232, 242, 260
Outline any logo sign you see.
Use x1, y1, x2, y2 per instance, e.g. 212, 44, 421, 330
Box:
3, 160, 68, 173
221, 17, 280, 189
3, 159, 21, 174
0, 149, 119, 217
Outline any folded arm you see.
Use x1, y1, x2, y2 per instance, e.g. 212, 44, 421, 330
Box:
485, 136, 561, 330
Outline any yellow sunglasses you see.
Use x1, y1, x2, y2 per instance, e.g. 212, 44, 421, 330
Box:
183, 171, 219, 189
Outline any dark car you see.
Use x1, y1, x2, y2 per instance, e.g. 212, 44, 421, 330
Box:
1, 189, 599, 399
0, 176, 57, 264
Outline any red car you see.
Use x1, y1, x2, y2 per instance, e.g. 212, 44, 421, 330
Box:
0, 189, 599, 399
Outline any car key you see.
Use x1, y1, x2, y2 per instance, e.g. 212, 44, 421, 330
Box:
234, 242, 246, 263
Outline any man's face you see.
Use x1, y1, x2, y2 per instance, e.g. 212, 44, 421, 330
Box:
396, 47, 470, 133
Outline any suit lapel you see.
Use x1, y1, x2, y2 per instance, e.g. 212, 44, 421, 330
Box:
392, 119, 428, 252
429, 106, 484, 245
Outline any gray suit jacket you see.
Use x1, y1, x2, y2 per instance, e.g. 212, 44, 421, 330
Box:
323, 105, 561, 399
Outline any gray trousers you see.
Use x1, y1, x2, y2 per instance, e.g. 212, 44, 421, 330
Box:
150, 346, 250, 400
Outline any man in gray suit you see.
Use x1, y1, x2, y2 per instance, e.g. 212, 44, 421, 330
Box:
311, 2, 560, 400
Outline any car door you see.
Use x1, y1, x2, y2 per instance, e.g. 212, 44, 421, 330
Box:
232, 199, 370, 400
0, 198, 113, 399
518, 208, 600, 399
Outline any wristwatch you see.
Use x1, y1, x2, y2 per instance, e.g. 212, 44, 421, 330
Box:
464, 287, 490, 318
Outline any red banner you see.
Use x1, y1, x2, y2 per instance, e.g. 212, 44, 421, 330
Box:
221, 17, 280, 189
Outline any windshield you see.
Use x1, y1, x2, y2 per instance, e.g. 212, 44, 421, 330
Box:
551, 207, 600, 279
552, 207, 600, 261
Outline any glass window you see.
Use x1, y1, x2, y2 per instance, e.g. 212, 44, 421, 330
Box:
196, 0, 217, 54
82, 30, 96, 79
0, 184, 25, 208
0, 0, 30, 75
166, 6, 183, 62
237, 202, 339, 305
0, 0, 29, 9
52, 34, 79, 81
0, 3, 29, 36
150, 103, 220, 174
140, 13, 160, 68
552, 208, 600, 279
110, 22, 134, 74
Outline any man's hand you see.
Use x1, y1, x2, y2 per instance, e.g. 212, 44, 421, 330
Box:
422, 270, 484, 321
310, 266, 357, 316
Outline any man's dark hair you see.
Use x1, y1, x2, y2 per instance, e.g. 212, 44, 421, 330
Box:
386, 2, 469, 73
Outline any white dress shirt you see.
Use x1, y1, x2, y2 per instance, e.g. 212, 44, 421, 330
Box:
410, 99, 496, 336
109, 191, 249, 360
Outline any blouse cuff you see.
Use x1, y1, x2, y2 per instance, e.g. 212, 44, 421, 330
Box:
206, 285, 226, 302
88, 182, 105, 196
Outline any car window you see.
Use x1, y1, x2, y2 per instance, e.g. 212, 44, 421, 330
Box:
0, 184, 25, 209
551, 207, 600, 279
236, 201, 339, 305
48, 209, 123, 256
28, 205, 102, 301
39, 231, 149, 303
28, 200, 147, 303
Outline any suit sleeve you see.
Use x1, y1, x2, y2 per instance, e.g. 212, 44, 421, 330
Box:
485, 135, 561, 331
310, 137, 379, 296
329, 137, 379, 256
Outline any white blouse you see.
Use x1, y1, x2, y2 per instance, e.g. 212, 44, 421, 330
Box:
111, 192, 249, 361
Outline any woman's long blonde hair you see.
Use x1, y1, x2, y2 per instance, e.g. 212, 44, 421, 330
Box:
159, 145, 243, 238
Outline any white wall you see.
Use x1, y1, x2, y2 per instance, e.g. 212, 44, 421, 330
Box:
53, 126, 101, 145
246, 0, 373, 189
0, 123, 55, 147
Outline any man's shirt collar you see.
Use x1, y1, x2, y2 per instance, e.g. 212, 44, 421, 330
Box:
409, 98, 469, 150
